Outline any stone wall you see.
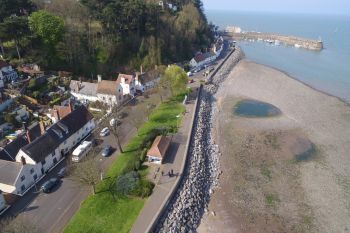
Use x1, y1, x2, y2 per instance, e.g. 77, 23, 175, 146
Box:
153, 47, 244, 232
227, 31, 323, 51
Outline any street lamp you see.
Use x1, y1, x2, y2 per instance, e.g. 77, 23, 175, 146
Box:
176, 114, 180, 129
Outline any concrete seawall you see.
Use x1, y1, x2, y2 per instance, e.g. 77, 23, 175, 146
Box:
224, 31, 323, 51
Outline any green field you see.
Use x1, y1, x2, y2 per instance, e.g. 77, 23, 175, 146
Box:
64, 96, 186, 233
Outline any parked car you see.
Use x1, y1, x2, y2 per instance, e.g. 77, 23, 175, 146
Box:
101, 145, 112, 157
99, 127, 110, 137
57, 167, 66, 178
188, 79, 194, 84
41, 178, 60, 193
187, 71, 193, 77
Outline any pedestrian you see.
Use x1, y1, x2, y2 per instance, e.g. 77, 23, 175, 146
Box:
161, 171, 164, 176
171, 169, 174, 176
168, 171, 171, 177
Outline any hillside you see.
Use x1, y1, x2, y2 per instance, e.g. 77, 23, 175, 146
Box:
0, 0, 213, 76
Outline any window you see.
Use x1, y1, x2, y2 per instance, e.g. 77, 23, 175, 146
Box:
21, 185, 26, 191
41, 159, 46, 165
20, 175, 25, 181
33, 174, 37, 180
64, 140, 67, 145
30, 168, 34, 174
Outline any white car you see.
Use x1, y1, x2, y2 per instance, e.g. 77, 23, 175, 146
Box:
99, 127, 110, 137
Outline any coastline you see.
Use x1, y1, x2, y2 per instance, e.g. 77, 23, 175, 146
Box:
198, 59, 350, 233
244, 58, 350, 107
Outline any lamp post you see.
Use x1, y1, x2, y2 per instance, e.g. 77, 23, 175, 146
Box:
176, 114, 180, 129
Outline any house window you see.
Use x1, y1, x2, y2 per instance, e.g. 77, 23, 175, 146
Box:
21, 185, 26, 191
33, 174, 37, 180
30, 168, 34, 174
20, 175, 26, 181
41, 159, 46, 165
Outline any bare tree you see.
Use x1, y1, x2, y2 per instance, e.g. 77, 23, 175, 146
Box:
0, 217, 40, 233
68, 153, 100, 195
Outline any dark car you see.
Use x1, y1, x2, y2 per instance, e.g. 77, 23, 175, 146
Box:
57, 167, 66, 178
101, 145, 112, 157
41, 178, 60, 193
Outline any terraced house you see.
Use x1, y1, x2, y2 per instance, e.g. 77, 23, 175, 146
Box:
0, 106, 95, 196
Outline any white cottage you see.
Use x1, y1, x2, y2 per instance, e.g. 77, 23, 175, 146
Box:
0, 106, 95, 195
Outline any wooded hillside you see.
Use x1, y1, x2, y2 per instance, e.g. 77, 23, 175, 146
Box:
0, 0, 213, 76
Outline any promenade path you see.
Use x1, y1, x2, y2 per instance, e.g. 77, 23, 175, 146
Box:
131, 90, 198, 233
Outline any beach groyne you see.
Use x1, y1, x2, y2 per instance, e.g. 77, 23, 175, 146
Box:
224, 30, 323, 51
153, 47, 244, 232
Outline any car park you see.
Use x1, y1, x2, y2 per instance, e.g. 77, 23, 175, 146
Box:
99, 127, 110, 137
41, 178, 60, 193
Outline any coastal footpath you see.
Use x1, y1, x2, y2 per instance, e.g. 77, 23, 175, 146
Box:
224, 30, 323, 50
154, 47, 244, 232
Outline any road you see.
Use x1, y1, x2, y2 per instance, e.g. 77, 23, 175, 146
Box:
1, 121, 136, 233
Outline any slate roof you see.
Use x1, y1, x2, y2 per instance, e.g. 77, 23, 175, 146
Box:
0, 123, 41, 161
97, 80, 118, 95
0, 160, 22, 185
21, 106, 93, 163
70, 80, 98, 97
147, 136, 171, 159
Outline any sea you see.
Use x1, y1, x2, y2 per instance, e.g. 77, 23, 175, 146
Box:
205, 10, 350, 103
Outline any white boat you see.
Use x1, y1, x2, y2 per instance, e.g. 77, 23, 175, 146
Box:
294, 44, 301, 48
274, 40, 280, 46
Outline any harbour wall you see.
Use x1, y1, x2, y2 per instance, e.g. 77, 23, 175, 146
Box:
224, 31, 323, 51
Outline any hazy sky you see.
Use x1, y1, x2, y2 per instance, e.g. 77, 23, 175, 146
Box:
202, 0, 350, 15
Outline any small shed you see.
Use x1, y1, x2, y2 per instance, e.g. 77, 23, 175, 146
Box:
147, 136, 171, 164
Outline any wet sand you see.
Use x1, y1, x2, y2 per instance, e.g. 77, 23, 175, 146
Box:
198, 60, 350, 233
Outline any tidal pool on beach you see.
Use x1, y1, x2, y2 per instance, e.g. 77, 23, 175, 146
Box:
234, 99, 281, 117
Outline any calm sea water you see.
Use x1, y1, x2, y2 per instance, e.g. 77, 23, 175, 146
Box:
206, 10, 350, 102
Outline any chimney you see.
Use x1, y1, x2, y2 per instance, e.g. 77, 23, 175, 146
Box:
39, 121, 46, 135
69, 100, 73, 113
20, 156, 26, 165
53, 109, 60, 121
26, 130, 32, 143
140, 65, 143, 74
97, 75, 102, 83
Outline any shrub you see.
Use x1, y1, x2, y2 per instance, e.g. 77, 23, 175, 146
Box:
114, 171, 140, 196
131, 180, 155, 198
140, 148, 148, 162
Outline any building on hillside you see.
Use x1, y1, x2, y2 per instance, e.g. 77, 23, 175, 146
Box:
96, 80, 123, 106
48, 102, 74, 123
0, 106, 95, 195
117, 73, 145, 96
146, 135, 171, 164
69, 80, 98, 103
0, 61, 18, 83
189, 52, 217, 68
17, 64, 44, 77
0, 190, 7, 212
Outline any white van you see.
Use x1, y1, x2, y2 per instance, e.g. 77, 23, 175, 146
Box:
71, 141, 92, 162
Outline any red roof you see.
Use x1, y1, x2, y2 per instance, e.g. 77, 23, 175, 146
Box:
193, 54, 205, 63
147, 136, 171, 159
117, 73, 134, 85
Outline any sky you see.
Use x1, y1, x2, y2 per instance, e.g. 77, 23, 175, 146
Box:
202, 0, 350, 15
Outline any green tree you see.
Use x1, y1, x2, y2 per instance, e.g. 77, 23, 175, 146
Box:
29, 10, 64, 48
0, 16, 30, 59
162, 65, 188, 96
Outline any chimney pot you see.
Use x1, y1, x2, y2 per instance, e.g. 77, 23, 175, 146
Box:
20, 156, 26, 165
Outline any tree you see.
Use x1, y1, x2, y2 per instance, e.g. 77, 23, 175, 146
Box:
0, 16, 30, 59
68, 155, 100, 195
0, 217, 40, 233
162, 65, 188, 96
29, 10, 64, 49
112, 171, 139, 198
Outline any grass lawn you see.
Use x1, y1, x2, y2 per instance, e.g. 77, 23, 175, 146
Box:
64, 95, 186, 233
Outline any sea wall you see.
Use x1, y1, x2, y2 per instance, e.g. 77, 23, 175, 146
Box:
225, 31, 323, 51
153, 47, 244, 232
